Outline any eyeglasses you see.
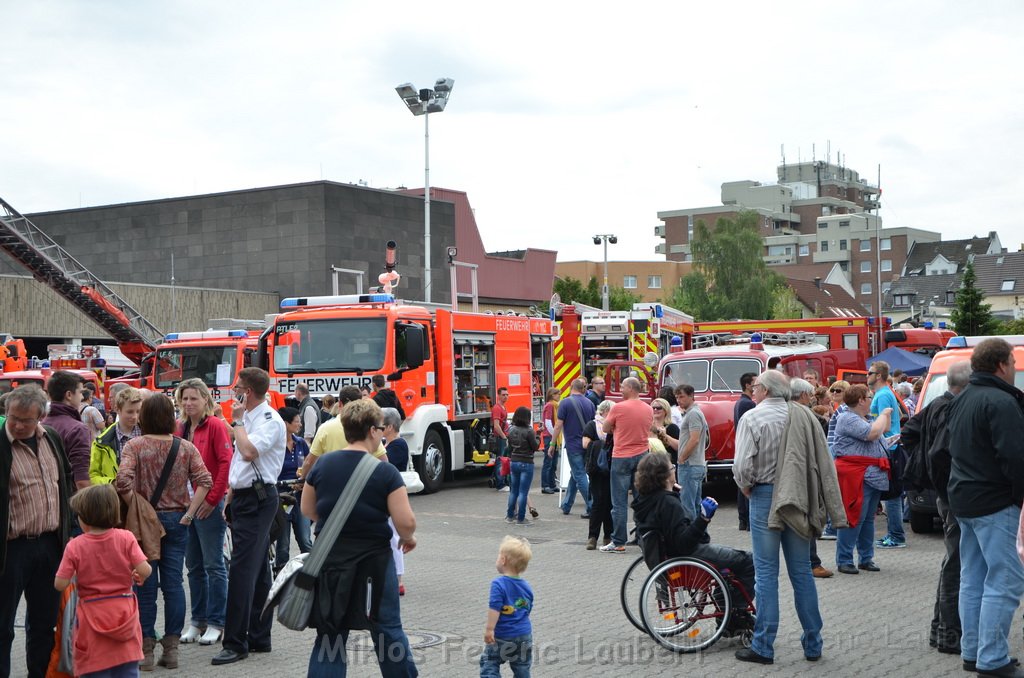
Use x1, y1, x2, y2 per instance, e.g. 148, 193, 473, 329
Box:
829, 388, 843, 393
867, 371, 877, 376
7, 415, 39, 426
752, 383, 765, 390
373, 424, 386, 432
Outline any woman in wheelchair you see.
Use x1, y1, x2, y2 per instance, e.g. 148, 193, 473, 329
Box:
632, 452, 756, 604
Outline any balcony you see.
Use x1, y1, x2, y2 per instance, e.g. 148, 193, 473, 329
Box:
654, 243, 666, 254
654, 224, 666, 237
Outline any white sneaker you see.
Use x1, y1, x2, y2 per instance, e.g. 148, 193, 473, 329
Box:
180, 625, 205, 643
198, 627, 223, 645
499, 486, 510, 492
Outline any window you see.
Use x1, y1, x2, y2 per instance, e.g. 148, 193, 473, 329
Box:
839, 261, 849, 271
767, 245, 792, 256
860, 261, 871, 273
818, 221, 828, 229
821, 241, 829, 252
840, 240, 848, 251
623, 275, 637, 289
880, 238, 892, 250
881, 259, 892, 272
860, 240, 871, 252
799, 244, 809, 256
860, 282, 872, 295
1002, 279, 1016, 291
647, 275, 662, 289
893, 294, 912, 307
946, 291, 956, 304
839, 220, 850, 228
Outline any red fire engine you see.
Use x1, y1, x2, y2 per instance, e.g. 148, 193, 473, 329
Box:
259, 246, 554, 493
0, 344, 107, 394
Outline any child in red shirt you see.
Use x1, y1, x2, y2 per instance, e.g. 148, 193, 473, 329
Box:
55, 484, 152, 678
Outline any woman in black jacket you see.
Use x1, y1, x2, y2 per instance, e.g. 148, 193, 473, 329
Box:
631, 451, 755, 596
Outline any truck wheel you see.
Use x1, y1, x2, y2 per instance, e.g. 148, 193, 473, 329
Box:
415, 429, 447, 494
910, 510, 935, 534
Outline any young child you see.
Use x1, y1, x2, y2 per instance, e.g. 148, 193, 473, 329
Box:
54, 484, 152, 678
481, 536, 534, 678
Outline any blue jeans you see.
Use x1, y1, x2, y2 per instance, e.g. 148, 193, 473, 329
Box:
506, 461, 535, 522
480, 634, 532, 678
492, 438, 508, 489
884, 495, 906, 542
307, 557, 417, 678
559, 450, 591, 515
958, 505, 1024, 671
186, 500, 228, 629
676, 463, 706, 523
836, 483, 881, 566
138, 511, 188, 638
610, 453, 645, 546
275, 503, 313, 568
748, 484, 823, 659
540, 435, 557, 489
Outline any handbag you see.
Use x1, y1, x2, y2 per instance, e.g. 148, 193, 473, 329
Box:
264, 453, 379, 630
500, 455, 511, 476
401, 470, 424, 494
119, 437, 180, 560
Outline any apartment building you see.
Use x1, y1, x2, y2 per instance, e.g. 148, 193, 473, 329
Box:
554, 260, 692, 302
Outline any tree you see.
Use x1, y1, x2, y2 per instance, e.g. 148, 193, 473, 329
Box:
771, 286, 803, 319
997, 317, 1024, 335
670, 210, 785, 321
950, 261, 998, 335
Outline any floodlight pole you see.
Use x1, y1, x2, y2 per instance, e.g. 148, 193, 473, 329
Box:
594, 234, 617, 311
424, 109, 431, 303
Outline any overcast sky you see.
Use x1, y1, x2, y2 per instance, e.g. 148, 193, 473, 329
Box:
2, 1, 1021, 265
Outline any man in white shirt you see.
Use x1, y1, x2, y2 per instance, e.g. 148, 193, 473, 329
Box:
212, 368, 286, 666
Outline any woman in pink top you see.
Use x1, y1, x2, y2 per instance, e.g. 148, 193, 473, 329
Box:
115, 395, 212, 671
55, 484, 152, 678
174, 378, 233, 646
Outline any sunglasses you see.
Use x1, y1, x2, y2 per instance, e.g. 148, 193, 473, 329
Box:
652, 406, 664, 411
829, 388, 843, 393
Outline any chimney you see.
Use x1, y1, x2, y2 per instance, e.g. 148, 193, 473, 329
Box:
814, 276, 822, 289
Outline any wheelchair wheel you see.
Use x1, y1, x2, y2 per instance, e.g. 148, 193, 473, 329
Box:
639, 557, 731, 653
620, 555, 647, 632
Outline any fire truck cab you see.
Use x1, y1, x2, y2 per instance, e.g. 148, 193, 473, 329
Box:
261, 293, 553, 493
658, 332, 864, 481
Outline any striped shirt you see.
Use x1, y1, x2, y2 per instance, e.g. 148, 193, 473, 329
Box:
826, 403, 849, 457
733, 398, 789, 489
7, 427, 61, 539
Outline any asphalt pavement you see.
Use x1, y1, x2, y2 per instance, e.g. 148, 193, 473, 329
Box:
12, 470, 1015, 677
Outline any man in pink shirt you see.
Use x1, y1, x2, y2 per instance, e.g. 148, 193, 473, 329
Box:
601, 377, 653, 552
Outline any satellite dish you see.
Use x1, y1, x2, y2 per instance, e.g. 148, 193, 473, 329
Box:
643, 351, 660, 368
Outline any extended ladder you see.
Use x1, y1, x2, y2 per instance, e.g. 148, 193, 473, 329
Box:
0, 196, 162, 364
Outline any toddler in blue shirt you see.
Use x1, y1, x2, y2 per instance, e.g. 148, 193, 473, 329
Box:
481, 536, 534, 677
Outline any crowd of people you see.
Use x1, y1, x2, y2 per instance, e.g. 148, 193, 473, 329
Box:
0, 368, 419, 678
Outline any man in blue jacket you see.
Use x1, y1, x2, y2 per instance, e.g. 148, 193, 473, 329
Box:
947, 338, 1024, 677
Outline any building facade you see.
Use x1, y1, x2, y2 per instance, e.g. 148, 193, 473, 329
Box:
554, 260, 693, 302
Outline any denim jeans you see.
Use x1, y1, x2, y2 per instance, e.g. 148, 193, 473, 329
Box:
540, 435, 557, 490
307, 557, 418, 678
480, 634, 532, 678
138, 511, 188, 638
836, 483, 881, 566
186, 500, 228, 629
506, 461, 535, 522
884, 495, 906, 542
676, 463, 706, 523
748, 484, 823, 659
957, 505, 1024, 671
610, 453, 645, 546
274, 503, 313, 568
559, 450, 591, 515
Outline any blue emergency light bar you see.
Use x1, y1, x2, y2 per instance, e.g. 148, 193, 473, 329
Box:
281, 293, 395, 308
163, 330, 248, 341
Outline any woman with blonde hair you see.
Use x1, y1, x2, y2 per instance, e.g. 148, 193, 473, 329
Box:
649, 397, 680, 462
174, 378, 233, 647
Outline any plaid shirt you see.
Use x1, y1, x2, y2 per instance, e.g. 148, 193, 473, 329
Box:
733, 398, 789, 489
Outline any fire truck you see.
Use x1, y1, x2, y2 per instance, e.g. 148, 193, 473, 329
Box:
550, 301, 694, 398
884, 324, 956, 357
657, 331, 866, 481
259, 247, 554, 493
0, 344, 108, 394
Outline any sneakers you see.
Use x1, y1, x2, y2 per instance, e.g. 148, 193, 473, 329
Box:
819, 532, 837, 541
599, 542, 625, 553
498, 486, 510, 493
876, 535, 907, 549
198, 627, 223, 645
181, 625, 205, 644
515, 520, 532, 527
504, 516, 515, 523
586, 538, 597, 550
541, 487, 556, 494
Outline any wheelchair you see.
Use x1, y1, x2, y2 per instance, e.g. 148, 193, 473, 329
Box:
620, 531, 756, 653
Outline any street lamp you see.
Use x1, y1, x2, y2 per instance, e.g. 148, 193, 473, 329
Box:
593, 234, 618, 311
395, 77, 455, 303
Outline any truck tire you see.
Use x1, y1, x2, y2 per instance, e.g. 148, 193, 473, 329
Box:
910, 510, 935, 534
415, 429, 447, 494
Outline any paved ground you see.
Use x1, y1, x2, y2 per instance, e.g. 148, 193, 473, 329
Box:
13, 470, 1017, 677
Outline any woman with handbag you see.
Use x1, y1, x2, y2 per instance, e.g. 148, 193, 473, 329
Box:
175, 378, 233, 647
831, 384, 893, 576
505, 406, 539, 526
301, 398, 417, 678
582, 400, 615, 550
115, 394, 213, 671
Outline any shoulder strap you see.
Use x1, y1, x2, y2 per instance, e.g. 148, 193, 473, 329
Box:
149, 437, 181, 507
302, 453, 379, 577
568, 396, 588, 430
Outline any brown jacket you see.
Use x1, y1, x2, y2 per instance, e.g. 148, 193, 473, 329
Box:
119, 492, 165, 560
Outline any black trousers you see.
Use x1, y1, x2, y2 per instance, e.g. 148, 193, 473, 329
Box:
224, 486, 278, 654
931, 497, 961, 650
737, 488, 750, 526
0, 532, 62, 678
587, 470, 613, 541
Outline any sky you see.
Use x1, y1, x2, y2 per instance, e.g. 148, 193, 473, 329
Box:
2, 1, 1022, 264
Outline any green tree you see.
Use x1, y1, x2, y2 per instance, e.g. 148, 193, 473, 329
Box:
997, 317, 1024, 335
950, 261, 998, 335
671, 211, 784, 321
542, 275, 639, 313
771, 285, 803, 319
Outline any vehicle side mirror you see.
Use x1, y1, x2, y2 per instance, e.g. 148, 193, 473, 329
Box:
403, 325, 425, 371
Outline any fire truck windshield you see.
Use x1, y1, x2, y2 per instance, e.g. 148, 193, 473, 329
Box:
663, 357, 762, 393
273, 319, 386, 373
155, 346, 238, 389
0, 377, 44, 392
